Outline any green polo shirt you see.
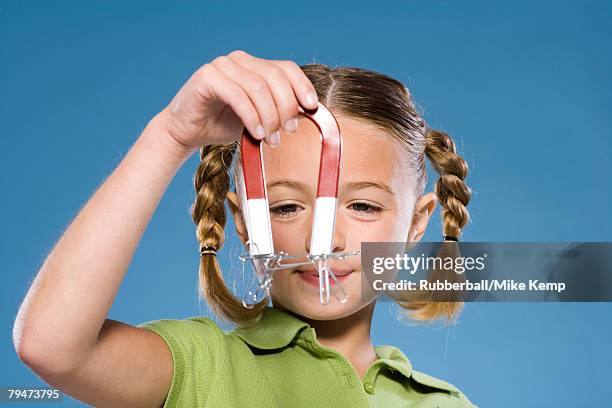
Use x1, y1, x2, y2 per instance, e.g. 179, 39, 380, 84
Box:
137, 306, 477, 407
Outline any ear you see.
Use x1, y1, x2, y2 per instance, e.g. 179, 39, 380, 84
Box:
408, 192, 438, 242
226, 190, 249, 245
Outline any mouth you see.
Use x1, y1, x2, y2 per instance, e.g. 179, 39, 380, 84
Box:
294, 268, 355, 287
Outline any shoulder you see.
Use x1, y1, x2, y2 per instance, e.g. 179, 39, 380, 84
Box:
136, 316, 232, 407
137, 316, 230, 355
410, 369, 478, 408
137, 316, 225, 345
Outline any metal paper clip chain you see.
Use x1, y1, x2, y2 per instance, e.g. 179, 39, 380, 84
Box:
239, 241, 360, 307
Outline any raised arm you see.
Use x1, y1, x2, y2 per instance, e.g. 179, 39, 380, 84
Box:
12, 114, 197, 407
12, 50, 318, 407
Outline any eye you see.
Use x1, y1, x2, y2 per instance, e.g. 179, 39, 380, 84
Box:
349, 202, 383, 215
270, 203, 302, 218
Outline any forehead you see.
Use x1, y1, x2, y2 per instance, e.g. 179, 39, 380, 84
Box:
261, 114, 413, 195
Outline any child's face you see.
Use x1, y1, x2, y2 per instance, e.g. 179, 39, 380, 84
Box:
227, 115, 437, 321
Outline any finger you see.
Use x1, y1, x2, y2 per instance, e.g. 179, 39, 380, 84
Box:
212, 55, 281, 145
269, 59, 319, 111
195, 63, 264, 142
229, 50, 318, 115
228, 53, 300, 134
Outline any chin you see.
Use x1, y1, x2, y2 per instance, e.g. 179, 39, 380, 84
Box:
271, 277, 375, 322
284, 299, 360, 321
270, 269, 376, 321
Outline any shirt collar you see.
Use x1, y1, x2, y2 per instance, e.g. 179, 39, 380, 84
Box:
231, 306, 414, 380
231, 306, 310, 350
373, 344, 413, 379
231, 306, 461, 396
232, 306, 459, 393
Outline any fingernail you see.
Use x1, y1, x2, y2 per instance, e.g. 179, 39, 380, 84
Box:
284, 118, 298, 133
256, 124, 265, 139
268, 130, 280, 147
306, 91, 317, 107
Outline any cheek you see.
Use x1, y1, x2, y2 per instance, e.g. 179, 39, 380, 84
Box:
380, 208, 413, 241
347, 216, 409, 242
270, 221, 308, 254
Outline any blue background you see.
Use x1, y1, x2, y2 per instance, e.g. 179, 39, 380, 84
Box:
1, 1, 611, 406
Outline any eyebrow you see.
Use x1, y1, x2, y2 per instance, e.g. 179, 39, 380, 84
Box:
344, 181, 396, 196
266, 179, 312, 194
266, 179, 395, 196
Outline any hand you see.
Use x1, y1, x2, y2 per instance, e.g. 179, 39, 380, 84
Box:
156, 49, 320, 149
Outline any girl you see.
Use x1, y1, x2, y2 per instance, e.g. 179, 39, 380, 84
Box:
13, 50, 475, 407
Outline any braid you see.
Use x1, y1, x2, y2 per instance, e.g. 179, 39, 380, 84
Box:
191, 143, 268, 326
425, 128, 471, 239
395, 128, 472, 323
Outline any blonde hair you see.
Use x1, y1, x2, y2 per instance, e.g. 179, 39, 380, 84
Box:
190, 64, 471, 326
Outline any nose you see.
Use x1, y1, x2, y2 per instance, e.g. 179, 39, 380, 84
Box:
305, 206, 346, 255
331, 217, 347, 253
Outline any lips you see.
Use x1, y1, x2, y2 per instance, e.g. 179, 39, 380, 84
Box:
295, 268, 354, 287
295, 268, 354, 277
